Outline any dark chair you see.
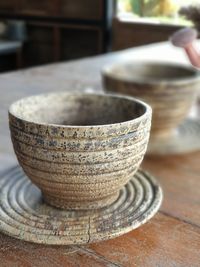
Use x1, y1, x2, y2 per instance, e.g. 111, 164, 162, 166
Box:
0, 20, 27, 69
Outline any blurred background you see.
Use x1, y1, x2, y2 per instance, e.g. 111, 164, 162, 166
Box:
0, 0, 199, 73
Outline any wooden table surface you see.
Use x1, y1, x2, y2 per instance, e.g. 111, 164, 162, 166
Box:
0, 42, 200, 267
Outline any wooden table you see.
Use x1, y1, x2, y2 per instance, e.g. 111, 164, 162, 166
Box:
0, 42, 200, 267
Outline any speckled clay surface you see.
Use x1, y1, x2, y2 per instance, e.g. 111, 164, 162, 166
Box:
102, 61, 200, 139
9, 92, 152, 210
0, 166, 162, 245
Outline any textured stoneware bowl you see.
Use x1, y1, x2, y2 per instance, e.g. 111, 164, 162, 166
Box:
102, 61, 200, 139
9, 92, 152, 210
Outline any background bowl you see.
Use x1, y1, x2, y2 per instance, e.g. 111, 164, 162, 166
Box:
9, 92, 152, 210
102, 61, 200, 139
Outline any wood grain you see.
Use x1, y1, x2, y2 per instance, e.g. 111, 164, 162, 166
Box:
0, 213, 200, 267
142, 153, 200, 226
88, 213, 200, 267
0, 234, 114, 267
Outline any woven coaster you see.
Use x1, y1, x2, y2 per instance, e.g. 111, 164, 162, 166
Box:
0, 166, 162, 245
148, 119, 200, 155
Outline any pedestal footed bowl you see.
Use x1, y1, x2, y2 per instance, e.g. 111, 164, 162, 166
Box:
9, 92, 152, 210
102, 61, 200, 139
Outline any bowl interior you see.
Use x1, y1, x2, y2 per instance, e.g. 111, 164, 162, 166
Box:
9, 93, 147, 126
104, 62, 199, 83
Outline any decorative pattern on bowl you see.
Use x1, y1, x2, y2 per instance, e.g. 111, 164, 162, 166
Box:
9, 92, 152, 210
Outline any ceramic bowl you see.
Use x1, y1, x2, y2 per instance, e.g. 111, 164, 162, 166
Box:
102, 61, 200, 139
9, 92, 152, 210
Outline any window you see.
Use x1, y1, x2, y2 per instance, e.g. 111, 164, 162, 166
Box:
117, 0, 200, 25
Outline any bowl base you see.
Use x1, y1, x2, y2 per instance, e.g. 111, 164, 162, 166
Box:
148, 118, 200, 155
0, 165, 162, 245
42, 192, 120, 210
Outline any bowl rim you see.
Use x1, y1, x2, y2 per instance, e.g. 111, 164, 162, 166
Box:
102, 60, 200, 86
9, 92, 152, 129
